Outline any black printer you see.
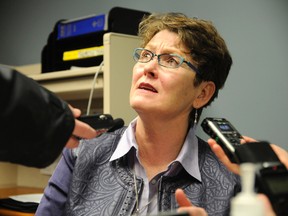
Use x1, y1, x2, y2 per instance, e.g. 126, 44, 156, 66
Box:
41, 7, 150, 73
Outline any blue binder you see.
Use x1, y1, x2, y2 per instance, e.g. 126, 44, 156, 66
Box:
57, 14, 107, 40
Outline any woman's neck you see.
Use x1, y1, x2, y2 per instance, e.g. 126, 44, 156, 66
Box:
135, 116, 189, 180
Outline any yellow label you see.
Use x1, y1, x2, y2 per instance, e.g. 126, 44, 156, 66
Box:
63, 46, 104, 61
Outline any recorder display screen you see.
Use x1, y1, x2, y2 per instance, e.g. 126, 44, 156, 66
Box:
218, 123, 233, 132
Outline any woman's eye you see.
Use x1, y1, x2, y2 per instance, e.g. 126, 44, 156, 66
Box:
163, 55, 179, 67
141, 51, 152, 59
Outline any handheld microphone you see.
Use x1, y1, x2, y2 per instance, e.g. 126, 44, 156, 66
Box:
78, 114, 124, 132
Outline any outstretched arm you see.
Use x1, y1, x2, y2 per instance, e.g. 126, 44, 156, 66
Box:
0, 67, 98, 167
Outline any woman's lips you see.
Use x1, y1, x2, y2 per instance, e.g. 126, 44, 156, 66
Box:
138, 82, 158, 93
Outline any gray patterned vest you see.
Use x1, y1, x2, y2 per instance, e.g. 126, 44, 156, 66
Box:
64, 127, 241, 216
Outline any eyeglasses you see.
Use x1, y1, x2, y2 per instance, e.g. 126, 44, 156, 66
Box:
133, 48, 201, 76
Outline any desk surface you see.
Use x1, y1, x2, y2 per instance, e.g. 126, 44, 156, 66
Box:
0, 187, 43, 199
0, 187, 44, 216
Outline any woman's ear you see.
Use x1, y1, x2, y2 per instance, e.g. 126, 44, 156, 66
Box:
193, 81, 216, 108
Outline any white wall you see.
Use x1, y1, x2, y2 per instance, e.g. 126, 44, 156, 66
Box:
0, 0, 287, 150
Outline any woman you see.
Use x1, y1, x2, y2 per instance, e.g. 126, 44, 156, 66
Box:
36, 13, 240, 216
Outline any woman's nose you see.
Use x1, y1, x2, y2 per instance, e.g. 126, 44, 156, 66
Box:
143, 57, 159, 78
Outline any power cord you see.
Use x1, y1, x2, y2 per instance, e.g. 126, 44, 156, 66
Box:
86, 61, 104, 115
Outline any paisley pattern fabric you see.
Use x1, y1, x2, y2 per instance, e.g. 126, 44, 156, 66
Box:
64, 127, 240, 216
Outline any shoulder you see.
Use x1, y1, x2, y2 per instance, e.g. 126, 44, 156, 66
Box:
197, 137, 240, 183
74, 127, 127, 163
197, 137, 224, 167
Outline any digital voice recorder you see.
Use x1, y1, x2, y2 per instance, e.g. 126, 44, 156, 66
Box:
201, 117, 243, 163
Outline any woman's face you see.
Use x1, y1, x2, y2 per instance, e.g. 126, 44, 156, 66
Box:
130, 29, 203, 120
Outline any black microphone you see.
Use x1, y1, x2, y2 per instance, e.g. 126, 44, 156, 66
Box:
78, 114, 124, 132
108, 118, 125, 132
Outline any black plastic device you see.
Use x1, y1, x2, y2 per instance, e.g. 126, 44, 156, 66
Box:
201, 117, 288, 216
77, 114, 124, 133
201, 117, 242, 163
